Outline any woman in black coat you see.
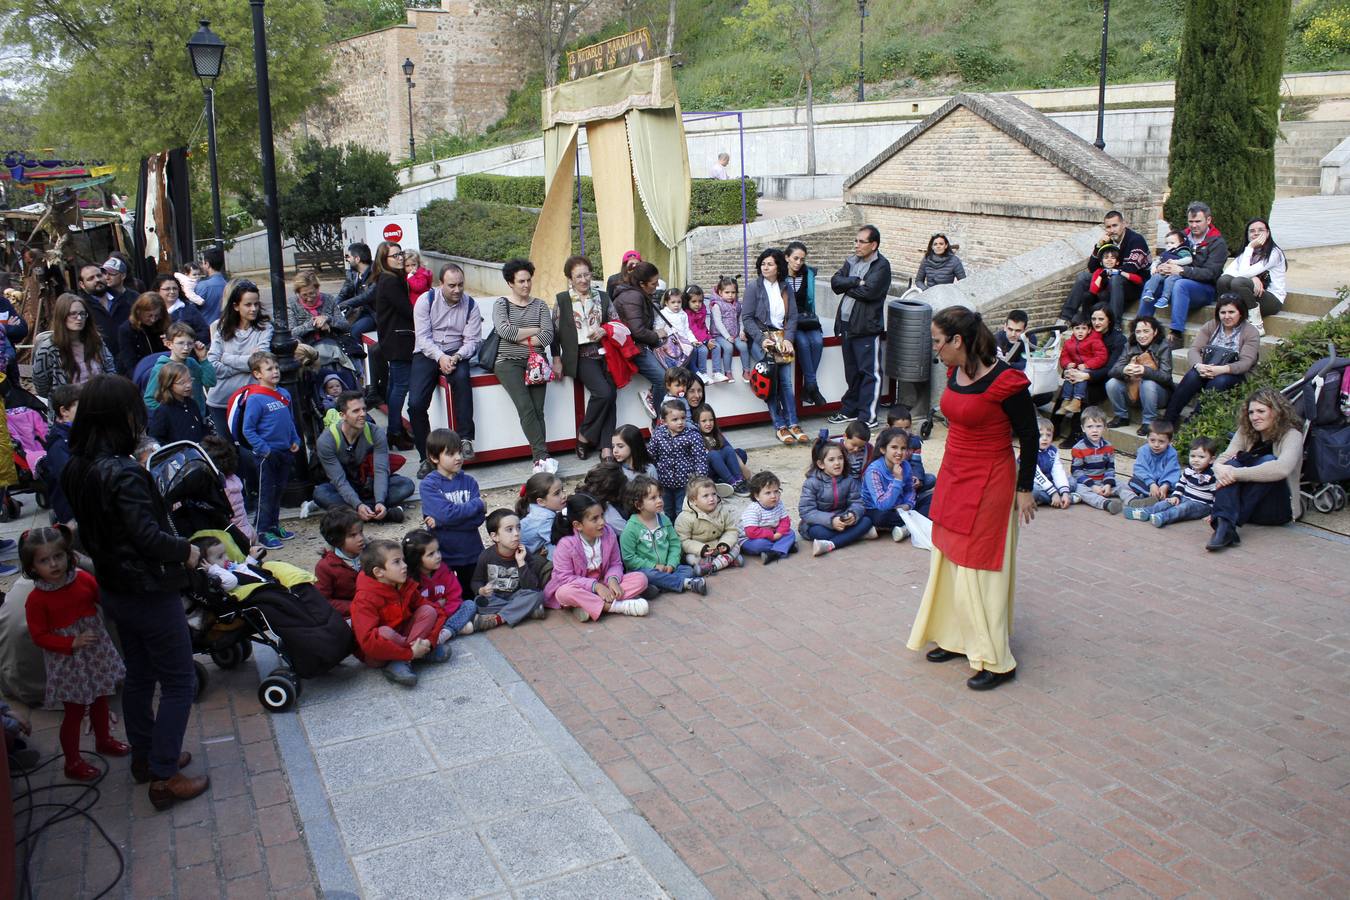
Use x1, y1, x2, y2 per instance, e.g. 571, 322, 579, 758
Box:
61, 375, 207, 810
554, 255, 616, 460
372, 241, 416, 451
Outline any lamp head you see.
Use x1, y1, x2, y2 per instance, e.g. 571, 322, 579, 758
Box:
187, 20, 226, 83
402, 57, 415, 79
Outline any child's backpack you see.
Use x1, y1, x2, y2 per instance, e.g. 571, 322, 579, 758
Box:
224, 383, 290, 451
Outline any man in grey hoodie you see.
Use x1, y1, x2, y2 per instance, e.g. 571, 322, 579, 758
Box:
313, 391, 415, 521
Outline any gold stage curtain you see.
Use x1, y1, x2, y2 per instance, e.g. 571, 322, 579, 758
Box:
541, 58, 676, 129
531, 123, 580, 301
586, 118, 638, 288
626, 106, 690, 289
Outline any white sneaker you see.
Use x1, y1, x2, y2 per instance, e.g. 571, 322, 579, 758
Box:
1247, 306, 1265, 336
610, 598, 649, 617
714, 482, 735, 498
864, 526, 879, 540
892, 526, 909, 542
532, 457, 559, 475
641, 390, 657, 418
812, 539, 835, 557
299, 500, 316, 519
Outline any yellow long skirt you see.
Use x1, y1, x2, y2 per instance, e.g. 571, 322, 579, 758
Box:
905, 507, 1017, 674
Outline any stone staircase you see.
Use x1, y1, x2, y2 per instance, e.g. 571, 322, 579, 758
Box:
1105, 288, 1341, 454
1276, 121, 1350, 195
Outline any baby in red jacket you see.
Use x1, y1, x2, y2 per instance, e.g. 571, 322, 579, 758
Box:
1056, 317, 1108, 415
350, 539, 450, 686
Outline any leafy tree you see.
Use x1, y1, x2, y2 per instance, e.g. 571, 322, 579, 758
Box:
1165, 0, 1290, 239
477, 0, 599, 88
723, 0, 825, 175
0, 0, 333, 202
247, 139, 400, 254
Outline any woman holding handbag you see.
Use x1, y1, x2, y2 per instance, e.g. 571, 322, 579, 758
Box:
493, 258, 557, 474
555, 255, 616, 461
1104, 315, 1172, 435
743, 248, 805, 444
1163, 295, 1260, 427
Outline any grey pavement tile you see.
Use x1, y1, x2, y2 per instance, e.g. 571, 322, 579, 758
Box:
298, 683, 414, 747
446, 750, 582, 823
314, 728, 438, 794
517, 857, 669, 899
329, 774, 465, 854
481, 800, 627, 885
419, 704, 541, 768
290, 657, 380, 706
352, 829, 506, 900
397, 658, 511, 724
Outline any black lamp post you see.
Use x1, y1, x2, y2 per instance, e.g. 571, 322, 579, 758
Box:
250, 0, 308, 498
402, 57, 416, 163
186, 20, 225, 250
856, 0, 868, 103
1094, 0, 1111, 150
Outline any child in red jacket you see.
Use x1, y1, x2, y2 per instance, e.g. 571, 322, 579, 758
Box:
350, 539, 449, 686
314, 506, 364, 618
1056, 317, 1108, 415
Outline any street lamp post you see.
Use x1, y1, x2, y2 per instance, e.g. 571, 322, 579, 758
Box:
402, 57, 416, 163
856, 0, 868, 103
186, 20, 225, 250
1094, 0, 1111, 150
250, 0, 309, 499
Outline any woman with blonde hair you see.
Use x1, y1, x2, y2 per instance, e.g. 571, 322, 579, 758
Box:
1206, 386, 1305, 550
288, 270, 353, 370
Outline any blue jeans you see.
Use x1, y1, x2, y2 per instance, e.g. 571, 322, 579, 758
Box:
742, 534, 796, 556
1140, 273, 1182, 306
443, 600, 477, 635
1212, 454, 1291, 528
713, 336, 750, 376
639, 564, 695, 592
255, 449, 293, 536
767, 360, 797, 430
1032, 487, 1067, 506
661, 487, 684, 519
794, 329, 824, 389
312, 473, 415, 511
707, 445, 747, 484
840, 333, 881, 422
1061, 378, 1089, 401
385, 359, 411, 437
410, 354, 474, 457
1143, 497, 1212, 525
100, 589, 195, 779
1105, 377, 1169, 423
633, 348, 667, 409
1165, 368, 1245, 424
866, 507, 905, 530
687, 344, 709, 375
805, 518, 874, 549
1147, 279, 1215, 334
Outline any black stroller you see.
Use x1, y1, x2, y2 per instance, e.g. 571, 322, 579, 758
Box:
149, 441, 354, 712
1284, 349, 1350, 514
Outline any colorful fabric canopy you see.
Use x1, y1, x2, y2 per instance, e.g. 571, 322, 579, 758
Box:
1, 152, 116, 183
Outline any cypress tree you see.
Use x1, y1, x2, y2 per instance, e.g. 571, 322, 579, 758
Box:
1165, 0, 1290, 242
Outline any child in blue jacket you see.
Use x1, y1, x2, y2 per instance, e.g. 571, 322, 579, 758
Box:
242, 351, 301, 548
1121, 419, 1182, 505
419, 428, 486, 596
861, 427, 916, 543
799, 431, 875, 557
888, 406, 935, 514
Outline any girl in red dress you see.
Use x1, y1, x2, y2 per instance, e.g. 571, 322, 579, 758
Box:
907, 307, 1040, 690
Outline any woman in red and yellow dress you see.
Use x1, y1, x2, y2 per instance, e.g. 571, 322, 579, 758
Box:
907, 306, 1039, 690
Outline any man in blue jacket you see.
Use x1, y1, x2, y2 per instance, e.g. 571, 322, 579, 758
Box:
828, 225, 891, 431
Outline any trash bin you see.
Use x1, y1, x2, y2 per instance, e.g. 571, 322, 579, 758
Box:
885, 297, 932, 383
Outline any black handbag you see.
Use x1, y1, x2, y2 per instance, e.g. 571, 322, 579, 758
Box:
1199, 345, 1240, 367
476, 298, 503, 371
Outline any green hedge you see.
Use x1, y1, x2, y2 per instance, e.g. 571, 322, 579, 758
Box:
456, 174, 756, 227
417, 198, 601, 264
1177, 303, 1349, 455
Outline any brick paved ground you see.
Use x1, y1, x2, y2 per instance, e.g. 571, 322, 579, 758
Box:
12, 661, 317, 899
488, 509, 1350, 898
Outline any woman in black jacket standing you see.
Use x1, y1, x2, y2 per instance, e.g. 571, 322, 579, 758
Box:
372, 241, 416, 451
61, 375, 207, 810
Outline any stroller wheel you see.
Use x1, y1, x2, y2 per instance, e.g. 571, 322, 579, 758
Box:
194, 660, 210, 702
1331, 484, 1347, 511
211, 642, 248, 670
258, 670, 298, 713
1313, 489, 1336, 514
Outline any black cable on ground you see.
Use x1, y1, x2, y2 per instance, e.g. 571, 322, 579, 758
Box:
10, 750, 125, 900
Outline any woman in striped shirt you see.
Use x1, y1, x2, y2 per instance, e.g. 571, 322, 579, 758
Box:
493, 258, 557, 473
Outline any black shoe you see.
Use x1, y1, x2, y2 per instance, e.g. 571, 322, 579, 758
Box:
1107, 416, 1129, 428
761, 551, 776, 565
388, 432, 415, 452
1206, 518, 1239, 551
575, 440, 591, 461
1136, 423, 1152, 437
926, 647, 965, 663
641, 584, 660, 600
383, 505, 405, 524
967, 669, 1016, 691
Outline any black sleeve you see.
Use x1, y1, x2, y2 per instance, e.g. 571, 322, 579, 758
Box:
1002, 388, 1040, 493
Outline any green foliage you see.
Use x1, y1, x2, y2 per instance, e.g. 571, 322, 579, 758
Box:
244, 140, 400, 254
1165, 0, 1290, 242
455, 174, 757, 227
952, 43, 1006, 85
1177, 311, 1350, 455
323, 0, 440, 40
417, 199, 600, 263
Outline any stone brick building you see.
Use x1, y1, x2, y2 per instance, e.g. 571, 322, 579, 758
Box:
843, 93, 1163, 282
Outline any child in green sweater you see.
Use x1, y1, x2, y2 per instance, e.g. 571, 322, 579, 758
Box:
619, 475, 708, 596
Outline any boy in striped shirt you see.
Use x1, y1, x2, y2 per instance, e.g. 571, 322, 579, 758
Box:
1124, 436, 1218, 527
1070, 406, 1123, 514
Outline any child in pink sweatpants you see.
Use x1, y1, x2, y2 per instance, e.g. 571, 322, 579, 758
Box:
545, 495, 649, 622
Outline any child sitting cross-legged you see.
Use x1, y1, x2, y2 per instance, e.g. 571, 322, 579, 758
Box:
351, 539, 450, 686
1125, 436, 1219, 527
314, 505, 364, 618
469, 509, 550, 630
1120, 419, 1181, 506
1071, 406, 1123, 514
1030, 418, 1077, 508
546, 494, 649, 622
675, 476, 743, 574
517, 471, 565, 562
862, 426, 917, 543
696, 405, 751, 496
800, 431, 877, 557
739, 470, 797, 564
419, 428, 486, 597
403, 529, 478, 645
621, 474, 708, 596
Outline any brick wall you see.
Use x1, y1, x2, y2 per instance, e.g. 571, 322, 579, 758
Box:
688, 223, 858, 291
